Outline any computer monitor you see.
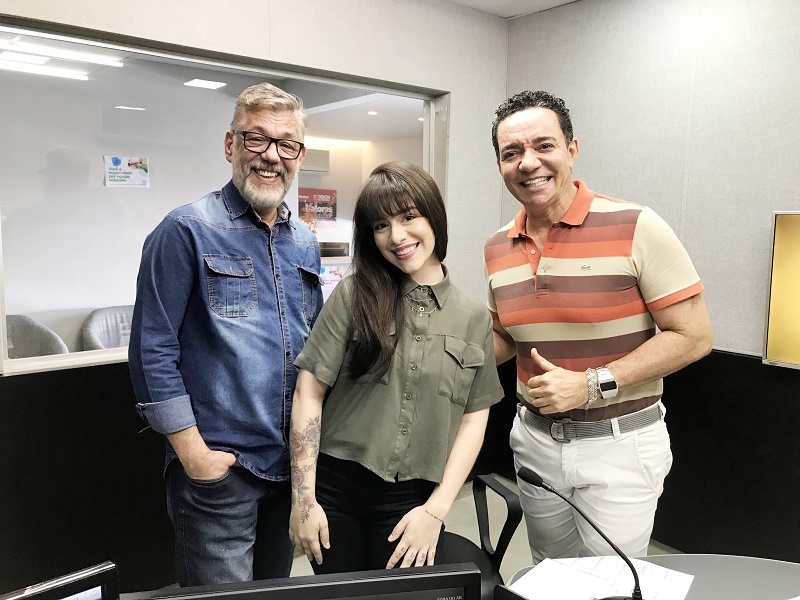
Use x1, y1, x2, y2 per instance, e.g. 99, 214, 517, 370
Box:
132, 563, 481, 600
0, 562, 119, 600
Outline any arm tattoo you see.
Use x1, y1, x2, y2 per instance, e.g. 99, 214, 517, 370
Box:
290, 416, 321, 522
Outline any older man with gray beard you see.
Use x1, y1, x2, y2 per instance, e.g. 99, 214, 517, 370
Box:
129, 83, 322, 586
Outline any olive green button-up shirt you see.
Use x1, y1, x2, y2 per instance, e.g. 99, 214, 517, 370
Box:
294, 269, 503, 483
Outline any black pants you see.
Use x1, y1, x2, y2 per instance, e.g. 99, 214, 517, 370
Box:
311, 453, 441, 574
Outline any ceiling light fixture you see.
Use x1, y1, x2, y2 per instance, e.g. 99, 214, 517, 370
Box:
0, 50, 50, 64
0, 61, 88, 80
184, 78, 226, 89
115, 105, 146, 111
418, 117, 424, 122
367, 111, 378, 115
0, 41, 123, 66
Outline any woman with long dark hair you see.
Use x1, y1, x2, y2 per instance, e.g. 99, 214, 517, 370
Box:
288, 161, 503, 573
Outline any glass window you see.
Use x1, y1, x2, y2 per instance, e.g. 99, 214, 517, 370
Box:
0, 24, 432, 375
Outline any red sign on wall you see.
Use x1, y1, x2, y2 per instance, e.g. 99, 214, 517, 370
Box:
298, 188, 336, 229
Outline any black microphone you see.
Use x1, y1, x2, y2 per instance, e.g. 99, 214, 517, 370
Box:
517, 466, 643, 600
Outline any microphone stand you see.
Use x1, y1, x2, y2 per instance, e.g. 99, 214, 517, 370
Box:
517, 467, 643, 600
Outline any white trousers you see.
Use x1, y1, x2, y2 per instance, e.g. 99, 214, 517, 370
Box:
510, 403, 673, 564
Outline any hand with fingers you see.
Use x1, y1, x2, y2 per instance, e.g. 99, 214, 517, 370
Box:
526, 347, 589, 414
385, 505, 444, 568
289, 494, 330, 565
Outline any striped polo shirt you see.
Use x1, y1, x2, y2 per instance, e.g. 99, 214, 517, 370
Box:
485, 180, 703, 421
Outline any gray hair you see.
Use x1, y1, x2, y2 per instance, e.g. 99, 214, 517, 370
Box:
231, 82, 307, 137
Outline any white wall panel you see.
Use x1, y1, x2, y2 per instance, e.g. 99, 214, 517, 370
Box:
506, 0, 800, 355
684, 0, 800, 354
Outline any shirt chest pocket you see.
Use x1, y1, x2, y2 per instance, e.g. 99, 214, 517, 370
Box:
438, 336, 485, 407
203, 255, 257, 317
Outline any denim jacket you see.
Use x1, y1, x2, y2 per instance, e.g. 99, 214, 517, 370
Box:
129, 181, 322, 480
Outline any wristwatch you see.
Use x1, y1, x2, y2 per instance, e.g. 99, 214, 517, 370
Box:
595, 366, 618, 400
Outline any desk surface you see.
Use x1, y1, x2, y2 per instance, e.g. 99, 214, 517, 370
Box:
506, 554, 800, 600
641, 554, 800, 599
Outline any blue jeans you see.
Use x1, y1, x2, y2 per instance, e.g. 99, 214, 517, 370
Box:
166, 461, 293, 586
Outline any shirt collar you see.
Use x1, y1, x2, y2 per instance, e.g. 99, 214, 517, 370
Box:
221, 180, 292, 225
400, 264, 452, 309
506, 179, 595, 238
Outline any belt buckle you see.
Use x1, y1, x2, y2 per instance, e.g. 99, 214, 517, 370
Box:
550, 419, 572, 444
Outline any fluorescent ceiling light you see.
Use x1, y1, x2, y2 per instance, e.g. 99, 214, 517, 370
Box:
367, 111, 378, 116
115, 105, 146, 111
418, 117, 424, 122
0, 61, 88, 80
0, 50, 50, 64
184, 78, 226, 89
0, 41, 123, 66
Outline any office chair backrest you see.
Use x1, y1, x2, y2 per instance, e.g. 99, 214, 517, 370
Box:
439, 475, 523, 600
80, 305, 134, 351
5, 314, 69, 359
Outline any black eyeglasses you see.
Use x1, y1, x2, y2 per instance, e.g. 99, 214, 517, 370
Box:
232, 129, 305, 160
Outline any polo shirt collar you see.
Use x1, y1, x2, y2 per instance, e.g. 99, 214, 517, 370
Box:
221, 180, 292, 225
506, 179, 595, 238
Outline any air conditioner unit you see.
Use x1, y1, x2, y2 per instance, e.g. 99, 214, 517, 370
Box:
300, 148, 329, 173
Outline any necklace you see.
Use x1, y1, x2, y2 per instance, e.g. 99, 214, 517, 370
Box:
404, 294, 439, 316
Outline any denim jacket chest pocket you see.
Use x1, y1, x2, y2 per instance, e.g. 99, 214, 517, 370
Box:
438, 335, 485, 406
203, 255, 257, 317
296, 265, 320, 326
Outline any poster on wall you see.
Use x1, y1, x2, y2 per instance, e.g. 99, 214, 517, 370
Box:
298, 188, 336, 230
103, 155, 150, 188
320, 263, 348, 301
763, 212, 800, 369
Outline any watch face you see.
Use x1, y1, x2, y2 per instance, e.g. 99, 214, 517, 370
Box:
599, 380, 616, 393
597, 367, 617, 398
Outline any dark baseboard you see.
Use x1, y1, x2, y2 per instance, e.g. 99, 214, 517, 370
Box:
654, 350, 800, 562
482, 350, 800, 563
2, 349, 797, 596
0, 363, 174, 593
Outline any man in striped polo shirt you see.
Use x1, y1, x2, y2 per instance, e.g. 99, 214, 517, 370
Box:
485, 91, 712, 564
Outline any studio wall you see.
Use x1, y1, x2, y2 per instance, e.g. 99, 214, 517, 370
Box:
506, 0, 800, 356
505, 0, 800, 563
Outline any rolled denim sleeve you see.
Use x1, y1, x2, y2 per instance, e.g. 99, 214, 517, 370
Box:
136, 394, 195, 434
128, 216, 197, 435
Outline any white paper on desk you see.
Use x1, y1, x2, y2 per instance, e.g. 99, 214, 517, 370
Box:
509, 558, 605, 600
556, 556, 694, 600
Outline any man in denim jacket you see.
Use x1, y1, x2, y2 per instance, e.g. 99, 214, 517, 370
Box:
129, 83, 322, 586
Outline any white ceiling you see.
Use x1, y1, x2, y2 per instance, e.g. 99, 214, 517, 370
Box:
305, 93, 423, 142
0, 26, 424, 143
448, 0, 575, 19
0, 3, 575, 145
